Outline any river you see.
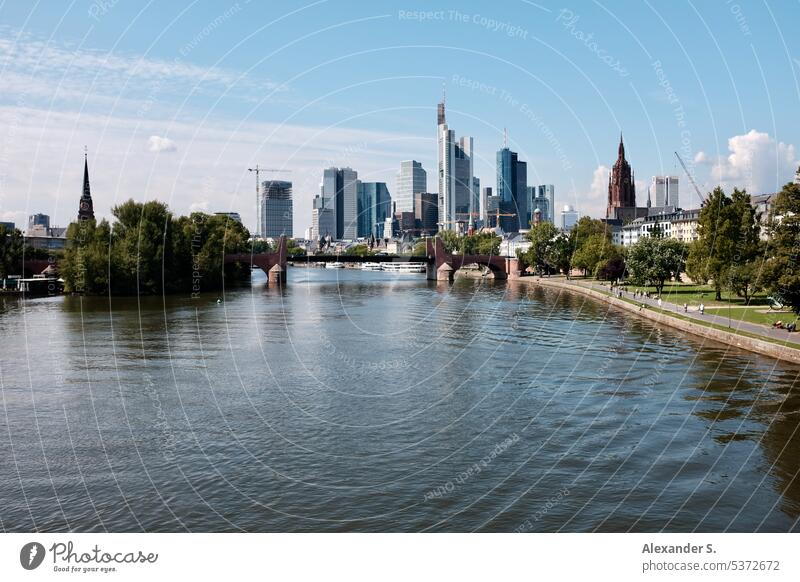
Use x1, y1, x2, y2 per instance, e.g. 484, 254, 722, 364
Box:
1, 267, 799, 532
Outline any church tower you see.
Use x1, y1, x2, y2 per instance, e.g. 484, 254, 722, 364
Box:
78, 147, 95, 222
606, 133, 636, 219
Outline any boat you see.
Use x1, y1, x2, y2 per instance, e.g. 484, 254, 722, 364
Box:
361, 262, 384, 271
326, 261, 345, 269
382, 262, 426, 274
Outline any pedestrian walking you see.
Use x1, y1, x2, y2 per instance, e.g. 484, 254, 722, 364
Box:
683, 303, 688, 313
657, 298, 663, 308
699, 303, 705, 315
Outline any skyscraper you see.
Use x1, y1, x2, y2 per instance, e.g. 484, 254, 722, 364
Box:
528, 185, 555, 224
480, 186, 492, 225
78, 149, 95, 222
395, 160, 426, 214
260, 180, 293, 238
607, 134, 638, 220
357, 181, 391, 238
437, 97, 475, 231
414, 192, 438, 235
650, 176, 679, 208
322, 167, 359, 240
496, 147, 527, 232
561, 205, 580, 231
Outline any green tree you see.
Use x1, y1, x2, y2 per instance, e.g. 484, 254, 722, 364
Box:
348, 244, 373, 257
572, 233, 618, 277
61, 219, 112, 294
0, 225, 23, 279
626, 236, 685, 295
686, 187, 761, 300
764, 181, 800, 313
520, 222, 560, 275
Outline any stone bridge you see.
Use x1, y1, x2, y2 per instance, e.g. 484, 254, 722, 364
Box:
225, 236, 525, 285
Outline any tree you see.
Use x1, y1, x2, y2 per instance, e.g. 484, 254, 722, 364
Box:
0, 225, 23, 279
686, 187, 761, 300
551, 234, 574, 278
61, 219, 112, 294
626, 236, 686, 295
520, 222, 560, 275
348, 244, 373, 257
595, 255, 626, 282
572, 233, 618, 277
764, 181, 800, 313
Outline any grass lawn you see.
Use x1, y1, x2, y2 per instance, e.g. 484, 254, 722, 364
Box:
628, 282, 771, 307
703, 306, 798, 327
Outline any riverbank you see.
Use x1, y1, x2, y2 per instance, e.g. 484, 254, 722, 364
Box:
518, 276, 800, 365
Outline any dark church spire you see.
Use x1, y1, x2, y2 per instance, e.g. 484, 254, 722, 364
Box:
78, 146, 95, 222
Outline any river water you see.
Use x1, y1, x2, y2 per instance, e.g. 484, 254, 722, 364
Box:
1, 268, 799, 532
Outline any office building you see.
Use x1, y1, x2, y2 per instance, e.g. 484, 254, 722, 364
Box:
214, 212, 242, 224
322, 167, 359, 240
259, 180, 293, 238
28, 213, 50, 232
650, 176, 679, 208
480, 186, 492, 225
395, 161, 426, 214
357, 181, 391, 239
414, 192, 438, 235
561, 205, 580, 231
0, 221, 14, 231
437, 97, 475, 231
496, 147, 527, 232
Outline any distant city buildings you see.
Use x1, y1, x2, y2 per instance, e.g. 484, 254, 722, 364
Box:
0, 221, 14, 231
414, 192, 438, 235
395, 160, 426, 214
437, 97, 475, 231
794, 165, 800, 185
480, 186, 492, 225
259, 180, 293, 238
649, 175, 679, 208
529, 184, 555, 224
619, 208, 701, 246
322, 167, 359, 240
496, 146, 527, 232
561, 205, 580, 231
357, 181, 391, 238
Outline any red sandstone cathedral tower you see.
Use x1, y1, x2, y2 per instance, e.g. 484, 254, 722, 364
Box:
606, 134, 637, 220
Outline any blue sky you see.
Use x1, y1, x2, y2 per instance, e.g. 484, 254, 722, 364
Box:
1, 0, 798, 235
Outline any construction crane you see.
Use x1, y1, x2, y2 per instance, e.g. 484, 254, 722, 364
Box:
674, 152, 705, 204
248, 165, 291, 236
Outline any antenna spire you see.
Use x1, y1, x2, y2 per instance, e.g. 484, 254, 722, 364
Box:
503, 127, 508, 148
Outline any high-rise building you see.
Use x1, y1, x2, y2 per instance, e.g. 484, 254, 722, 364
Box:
395, 161, 426, 214
437, 97, 475, 231
795, 165, 800, 185
480, 186, 492, 225
357, 181, 391, 238
496, 147, 527, 232
78, 149, 95, 222
321, 167, 358, 240
28, 213, 50, 232
561, 205, 580, 231
414, 192, 438, 235
650, 176, 679, 208
260, 180, 293, 238
528, 185, 554, 225
607, 134, 645, 221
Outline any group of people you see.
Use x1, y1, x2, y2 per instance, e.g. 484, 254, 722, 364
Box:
772, 320, 797, 332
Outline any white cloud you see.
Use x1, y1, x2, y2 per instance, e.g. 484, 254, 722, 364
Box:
709, 130, 797, 194
693, 151, 711, 165
148, 135, 177, 153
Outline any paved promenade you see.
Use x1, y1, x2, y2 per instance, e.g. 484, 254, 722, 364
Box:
541, 277, 800, 348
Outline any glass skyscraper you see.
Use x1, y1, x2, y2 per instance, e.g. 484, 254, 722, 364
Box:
496, 148, 527, 232
395, 160, 426, 214
357, 181, 391, 239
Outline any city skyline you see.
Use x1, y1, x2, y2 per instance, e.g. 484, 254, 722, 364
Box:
1, 2, 799, 237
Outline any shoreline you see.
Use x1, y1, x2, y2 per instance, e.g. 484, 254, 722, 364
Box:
517, 276, 800, 365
